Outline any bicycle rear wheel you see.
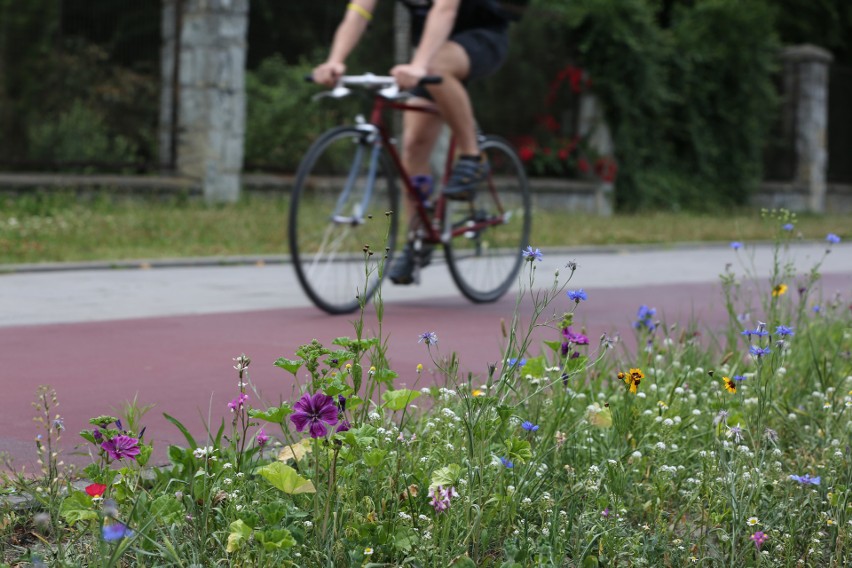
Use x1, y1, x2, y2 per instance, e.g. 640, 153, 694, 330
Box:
289, 126, 399, 314
444, 135, 531, 303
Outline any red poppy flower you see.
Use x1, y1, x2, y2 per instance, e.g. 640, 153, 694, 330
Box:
577, 157, 590, 173
85, 483, 107, 497
518, 146, 535, 163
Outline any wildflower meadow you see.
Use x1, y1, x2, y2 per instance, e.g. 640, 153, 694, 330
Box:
1, 210, 850, 567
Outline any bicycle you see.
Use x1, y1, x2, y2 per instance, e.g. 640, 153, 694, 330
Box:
289, 74, 532, 315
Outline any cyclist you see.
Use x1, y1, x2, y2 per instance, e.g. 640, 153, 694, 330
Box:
312, 0, 515, 284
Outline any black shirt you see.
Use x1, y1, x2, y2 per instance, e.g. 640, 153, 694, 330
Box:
397, 0, 509, 43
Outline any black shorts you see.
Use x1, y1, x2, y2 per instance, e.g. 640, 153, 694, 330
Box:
409, 25, 509, 100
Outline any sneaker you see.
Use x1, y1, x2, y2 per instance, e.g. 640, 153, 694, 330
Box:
388, 242, 434, 285
443, 155, 489, 201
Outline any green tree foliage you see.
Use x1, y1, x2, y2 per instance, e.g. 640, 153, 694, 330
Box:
532, 0, 779, 211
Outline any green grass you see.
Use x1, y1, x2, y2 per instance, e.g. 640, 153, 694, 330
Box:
0, 190, 847, 264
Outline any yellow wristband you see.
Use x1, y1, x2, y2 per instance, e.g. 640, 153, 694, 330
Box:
347, 2, 373, 21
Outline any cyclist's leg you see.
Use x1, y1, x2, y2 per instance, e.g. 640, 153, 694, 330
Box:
427, 29, 508, 199
388, 102, 443, 285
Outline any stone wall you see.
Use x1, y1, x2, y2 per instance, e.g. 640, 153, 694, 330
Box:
160, 0, 248, 203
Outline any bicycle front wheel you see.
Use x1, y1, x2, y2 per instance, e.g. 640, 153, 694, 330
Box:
444, 135, 531, 303
289, 126, 399, 314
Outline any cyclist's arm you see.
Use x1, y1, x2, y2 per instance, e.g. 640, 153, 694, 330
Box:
315, 0, 378, 86
391, 0, 459, 88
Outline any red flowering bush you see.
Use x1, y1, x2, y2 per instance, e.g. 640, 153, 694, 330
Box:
513, 64, 617, 183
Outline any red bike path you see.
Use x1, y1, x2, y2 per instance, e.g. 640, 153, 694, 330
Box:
3, 272, 849, 473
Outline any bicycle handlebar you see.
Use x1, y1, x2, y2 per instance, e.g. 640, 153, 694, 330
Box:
304, 73, 443, 88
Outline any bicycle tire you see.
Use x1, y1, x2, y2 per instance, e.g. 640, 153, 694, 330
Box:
444, 135, 531, 303
289, 126, 399, 314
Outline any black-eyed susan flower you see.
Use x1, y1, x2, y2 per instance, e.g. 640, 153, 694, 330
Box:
622, 368, 643, 394
723, 376, 737, 394
772, 283, 788, 297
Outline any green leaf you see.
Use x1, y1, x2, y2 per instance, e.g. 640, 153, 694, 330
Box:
374, 368, 399, 384
450, 555, 477, 567
429, 464, 462, 492
505, 438, 533, 464
248, 403, 293, 424
167, 445, 187, 465
149, 495, 183, 526
257, 462, 316, 494
79, 430, 98, 445
59, 492, 97, 525
342, 424, 377, 449
226, 519, 253, 553
256, 528, 296, 551
163, 413, 197, 449
381, 388, 421, 411
543, 339, 562, 353
274, 357, 303, 375
522, 355, 547, 378
136, 444, 153, 467
364, 448, 388, 468
258, 503, 287, 525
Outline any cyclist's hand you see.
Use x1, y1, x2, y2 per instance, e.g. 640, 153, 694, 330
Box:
391, 63, 427, 91
313, 62, 345, 87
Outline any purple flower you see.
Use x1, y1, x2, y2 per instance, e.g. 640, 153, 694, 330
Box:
100, 435, 141, 461
826, 233, 841, 244
730, 241, 743, 250
102, 522, 134, 542
500, 456, 513, 469
601, 507, 610, 518
335, 420, 351, 433
567, 289, 588, 302
521, 421, 539, 432
228, 393, 249, 412
562, 327, 589, 345
775, 325, 794, 337
522, 246, 543, 262
256, 428, 269, 448
289, 392, 339, 438
634, 305, 657, 331
93, 428, 103, 442
789, 474, 820, 485
749, 345, 771, 358
428, 485, 456, 514
418, 331, 438, 346
782, 223, 794, 232
750, 531, 767, 551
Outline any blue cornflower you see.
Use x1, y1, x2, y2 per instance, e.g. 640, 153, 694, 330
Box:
634, 305, 657, 331
508, 357, 526, 367
813, 305, 821, 313
418, 331, 438, 346
522, 246, 543, 262
567, 289, 588, 303
782, 223, 794, 232
826, 233, 840, 244
733, 374, 747, 382
102, 522, 134, 542
521, 421, 539, 432
730, 241, 743, 250
742, 328, 768, 338
775, 325, 794, 337
500, 456, 514, 469
789, 474, 820, 485
749, 345, 771, 358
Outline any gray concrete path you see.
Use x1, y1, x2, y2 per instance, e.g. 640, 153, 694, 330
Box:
1, 242, 849, 327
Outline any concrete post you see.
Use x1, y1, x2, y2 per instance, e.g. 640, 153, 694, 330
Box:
160, 0, 248, 202
782, 44, 832, 213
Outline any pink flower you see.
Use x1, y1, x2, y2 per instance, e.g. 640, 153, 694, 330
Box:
100, 435, 141, 461
289, 392, 339, 438
256, 428, 269, 448
750, 531, 767, 550
228, 393, 249, 412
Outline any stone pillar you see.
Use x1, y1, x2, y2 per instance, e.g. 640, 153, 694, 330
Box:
782, 45, 832, 213
160, 0, 248, 202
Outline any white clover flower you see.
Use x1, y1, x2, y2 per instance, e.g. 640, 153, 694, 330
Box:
637, 392, 646, 399
588, 464, 600, 475
692, 409, 702, 416
662, 418, 674, 427
222, 462, 233, 469
304, 521, 313, 528
398, 511, 412, 520
522, 497, 532, 504
369, 412, 381, 421
631, 451, 642, 459
655, 442, 667, 451
674, 387, 684, 395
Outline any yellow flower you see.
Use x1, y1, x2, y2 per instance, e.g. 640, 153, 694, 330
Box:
723, 377, 737, 394
472, 389, 485, 397
416, 363, 423, 373
622, 368, 643, 394
772, 283, 788, 297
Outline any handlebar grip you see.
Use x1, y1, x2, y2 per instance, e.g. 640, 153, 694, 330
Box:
419, 76, 443, 85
